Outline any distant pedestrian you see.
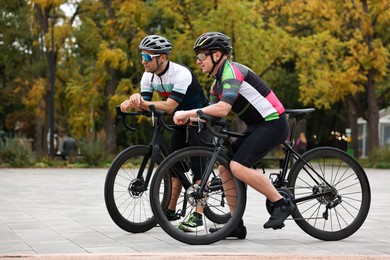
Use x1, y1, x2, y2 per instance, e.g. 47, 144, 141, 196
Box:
295, 132, 308, 155
47, 128, 59, 155
61, 133, 77, 161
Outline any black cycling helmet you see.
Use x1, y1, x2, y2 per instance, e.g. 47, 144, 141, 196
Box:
139, 35, 172, 54
193, 32, 232, 54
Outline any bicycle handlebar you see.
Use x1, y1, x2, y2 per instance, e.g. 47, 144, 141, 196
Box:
196, 110, 230, 139
115, 105, 174, 132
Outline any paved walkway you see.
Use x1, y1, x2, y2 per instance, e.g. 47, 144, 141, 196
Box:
0, 168, 389, 259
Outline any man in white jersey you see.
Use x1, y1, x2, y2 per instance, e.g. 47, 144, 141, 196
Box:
120, 35, 209, 231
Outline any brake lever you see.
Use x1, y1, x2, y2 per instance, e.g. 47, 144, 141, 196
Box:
114, 106, 121, 127
114, 114, 120, 127
197, 115, 203, 133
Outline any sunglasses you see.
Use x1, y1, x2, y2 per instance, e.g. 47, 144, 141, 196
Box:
141, 53, 161, 62
196, 51, 216, 61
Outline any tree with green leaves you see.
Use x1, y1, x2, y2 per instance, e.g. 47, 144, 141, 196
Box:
262, 0, 390, 156
1, 0, 389, 161
62, 0, 157, 153
1, 0, 52, 154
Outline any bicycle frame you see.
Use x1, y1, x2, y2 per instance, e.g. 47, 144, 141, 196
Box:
261, 109, 336, 204
174, 108, 340, 210
105, 105, 176, 233
190, 108, 337, 204
171, 144, 230, 218
150, 108, 371, 243
139, 118, 171, 191
115, 105, 172, 192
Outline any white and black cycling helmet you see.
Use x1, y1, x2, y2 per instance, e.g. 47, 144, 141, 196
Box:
139, 35, 172, 54
193, 32, 232, 54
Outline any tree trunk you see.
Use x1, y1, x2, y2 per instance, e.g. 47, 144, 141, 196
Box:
34, 101, 44, 156
104, 67, 118, 154
346, 97, 359, 157
366, 68, 380, 155
103, 0, 118, 155
44, 56, 51, 155
33, 3, 52, 155
360, 0, 380, 156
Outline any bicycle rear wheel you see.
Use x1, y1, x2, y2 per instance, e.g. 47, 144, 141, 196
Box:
288, 147, 371, 241
150, 147, 246, 245
104, 145, 170, 233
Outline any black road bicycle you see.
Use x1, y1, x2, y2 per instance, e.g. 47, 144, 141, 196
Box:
104, 105, 173, 233
149, 108, 371, 244
105, 105, 228, 233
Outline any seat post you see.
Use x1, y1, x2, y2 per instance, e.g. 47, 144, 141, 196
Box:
289, 118, 299, 143
285, 108, 315, 143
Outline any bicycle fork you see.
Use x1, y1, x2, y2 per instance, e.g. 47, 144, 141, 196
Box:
135, 144, 161, 193
197, 146, 222, 195
177, 146, 223, 217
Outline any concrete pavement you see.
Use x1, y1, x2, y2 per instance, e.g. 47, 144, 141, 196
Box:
0, 168, 389, 259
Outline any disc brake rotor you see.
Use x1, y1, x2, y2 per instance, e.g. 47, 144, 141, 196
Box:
186, 184, 208, 207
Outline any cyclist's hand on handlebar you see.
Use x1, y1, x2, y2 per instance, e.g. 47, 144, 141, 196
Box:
120, 94, 145, 112
120, 99, 133, 112
129, 93, 144, 108
173, 110, 189, 125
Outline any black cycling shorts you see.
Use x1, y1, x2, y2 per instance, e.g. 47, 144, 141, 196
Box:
232, 117, 289, 168
170, 126, 211, 181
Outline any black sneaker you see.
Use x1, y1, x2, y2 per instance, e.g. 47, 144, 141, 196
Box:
209, 219, 247, 239
178, 212, 204, 232
263, 199, 296, 229
164, 209, 180, 221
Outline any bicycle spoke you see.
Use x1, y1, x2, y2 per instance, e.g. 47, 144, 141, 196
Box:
150, 148, 246, 245
104, 146, 166, 233
288, 147, 370, 241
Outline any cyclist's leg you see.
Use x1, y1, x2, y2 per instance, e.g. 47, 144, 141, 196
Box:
207, 163, 246, 239
178, 127, 212, 231
230, 117, 294, 229
218, 165, 237, 215
166, 128, 188, 214
188, 127, 212, 215
150, 147, 246, 244
231, 161, 281, 201
168, 127, 203, 215
166, 177, 182, 211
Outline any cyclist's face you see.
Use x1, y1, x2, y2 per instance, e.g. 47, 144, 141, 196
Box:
196, 50, 221, 74
141, 51, 165, 73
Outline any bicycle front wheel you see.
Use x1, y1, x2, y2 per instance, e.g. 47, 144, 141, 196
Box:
104, 145, 169, 233
150, 147, 246, 245
288, 147, 371, 241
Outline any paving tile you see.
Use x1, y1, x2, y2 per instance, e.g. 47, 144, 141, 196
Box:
0, 168, 389, 258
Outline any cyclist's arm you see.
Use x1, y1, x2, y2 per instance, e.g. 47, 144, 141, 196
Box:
138, 98, 179, 114
173, 101, 231, 125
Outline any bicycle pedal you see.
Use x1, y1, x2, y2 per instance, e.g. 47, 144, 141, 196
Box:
272, 223, 285, 230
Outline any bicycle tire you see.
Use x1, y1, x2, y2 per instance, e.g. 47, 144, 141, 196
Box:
104, 145, 170, 233
287, 146, 371, 241
150, 147, 246, 245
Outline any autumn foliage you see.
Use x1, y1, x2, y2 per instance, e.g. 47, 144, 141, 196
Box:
0, 0, 389, 157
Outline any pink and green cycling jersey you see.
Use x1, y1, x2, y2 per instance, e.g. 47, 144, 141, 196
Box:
210, 60, 285, 125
